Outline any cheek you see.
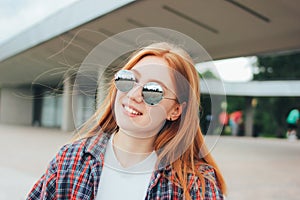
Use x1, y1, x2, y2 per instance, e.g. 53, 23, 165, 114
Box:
113, 91, 171, 128
113, 93, 123, 115
146, 105, 169, 124
149, 107, 167, 119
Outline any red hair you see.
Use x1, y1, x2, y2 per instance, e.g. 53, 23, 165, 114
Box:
77, 42, 226, 199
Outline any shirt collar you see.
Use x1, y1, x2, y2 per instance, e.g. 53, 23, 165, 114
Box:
83, 132, 172, 171
84, 133, 111, 161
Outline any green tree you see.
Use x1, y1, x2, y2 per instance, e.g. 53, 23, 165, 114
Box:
254, 51, 300, 80
200, 70, 220, 80
253, 51, 300, 137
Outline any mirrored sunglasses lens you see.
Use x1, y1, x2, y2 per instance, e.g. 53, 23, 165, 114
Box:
114, 70, 135, 92
142, 82, 163, 105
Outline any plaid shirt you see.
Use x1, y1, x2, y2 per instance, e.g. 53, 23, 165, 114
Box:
27, 133, 223, 200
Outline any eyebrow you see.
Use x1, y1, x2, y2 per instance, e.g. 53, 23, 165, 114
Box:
131, 68, 141, 79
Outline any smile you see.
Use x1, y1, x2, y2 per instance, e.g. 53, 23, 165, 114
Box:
123, 105, 143, 116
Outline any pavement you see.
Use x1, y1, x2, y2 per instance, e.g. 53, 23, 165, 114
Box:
0, 124, 300, 200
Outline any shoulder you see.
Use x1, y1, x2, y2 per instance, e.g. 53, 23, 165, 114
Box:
27, 134, 109, 199
290, 109, 299, 115
56, 137, 88, 159
26, 137, 93, 199
189, 164, 224, 199
197, 164, 218, 181
54, 133, 108, 169
48, 138, 88, 171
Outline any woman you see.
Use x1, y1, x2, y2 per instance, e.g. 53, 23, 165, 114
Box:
27, 42, 226, 200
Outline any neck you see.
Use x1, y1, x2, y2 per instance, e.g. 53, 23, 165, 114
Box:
112, 130, 156, 168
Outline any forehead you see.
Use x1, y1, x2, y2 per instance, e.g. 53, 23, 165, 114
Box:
131, 56, 173, 84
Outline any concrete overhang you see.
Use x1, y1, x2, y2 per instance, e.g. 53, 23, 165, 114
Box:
201, 80, 300, 97
0, 0, 300, 88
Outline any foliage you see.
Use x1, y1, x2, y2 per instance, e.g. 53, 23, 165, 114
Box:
254, 97, 299, 137
252, 51, 300, 137
199, 70, 220, 80
254, 51, 300, 80
226, 96, 246, 113
198, 51, 300, 137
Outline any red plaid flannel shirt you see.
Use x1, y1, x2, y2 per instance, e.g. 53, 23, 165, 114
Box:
27, 133, 224, 200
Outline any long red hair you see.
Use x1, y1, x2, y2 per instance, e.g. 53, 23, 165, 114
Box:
77, 42, 226, 199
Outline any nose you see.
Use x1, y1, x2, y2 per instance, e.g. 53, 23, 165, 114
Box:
126, 84, 143, 103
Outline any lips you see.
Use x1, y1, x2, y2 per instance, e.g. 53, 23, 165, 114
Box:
123, 104, 143, 116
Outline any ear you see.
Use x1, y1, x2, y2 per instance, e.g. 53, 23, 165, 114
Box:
169, 102, 186, 121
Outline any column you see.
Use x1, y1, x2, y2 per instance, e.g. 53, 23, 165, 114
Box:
61, 74, 75, 131
245, 97, 254, 137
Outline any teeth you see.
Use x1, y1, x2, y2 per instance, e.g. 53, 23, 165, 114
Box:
124, 106, 142, 115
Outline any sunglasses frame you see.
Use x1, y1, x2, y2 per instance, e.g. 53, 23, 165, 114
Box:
114, 70, 177, 106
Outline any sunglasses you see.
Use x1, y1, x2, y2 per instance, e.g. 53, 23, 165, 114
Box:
114, 70, 177, 106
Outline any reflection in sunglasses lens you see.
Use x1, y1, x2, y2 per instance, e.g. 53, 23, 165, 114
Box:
142, 83, 163, 105
115, 70, 135, 92
114, 70, 165, 105
115, 79, 134, 92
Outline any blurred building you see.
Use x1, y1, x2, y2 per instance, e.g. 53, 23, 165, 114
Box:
1, 0, 300, 134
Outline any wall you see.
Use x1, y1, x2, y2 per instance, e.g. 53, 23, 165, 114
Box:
0, 87, 33, 125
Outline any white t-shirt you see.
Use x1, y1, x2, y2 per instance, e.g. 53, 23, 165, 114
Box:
96, 134, 157, 200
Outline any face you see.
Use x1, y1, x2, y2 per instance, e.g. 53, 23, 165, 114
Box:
113, 56, 181, 139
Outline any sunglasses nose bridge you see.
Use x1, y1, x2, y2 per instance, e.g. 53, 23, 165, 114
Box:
126, 83, 143, 102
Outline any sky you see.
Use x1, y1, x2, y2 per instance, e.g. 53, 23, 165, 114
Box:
0, 0, 79, 44
0, 0, 255, 82
196, 56, 256, 82
213, 57, 256, 82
